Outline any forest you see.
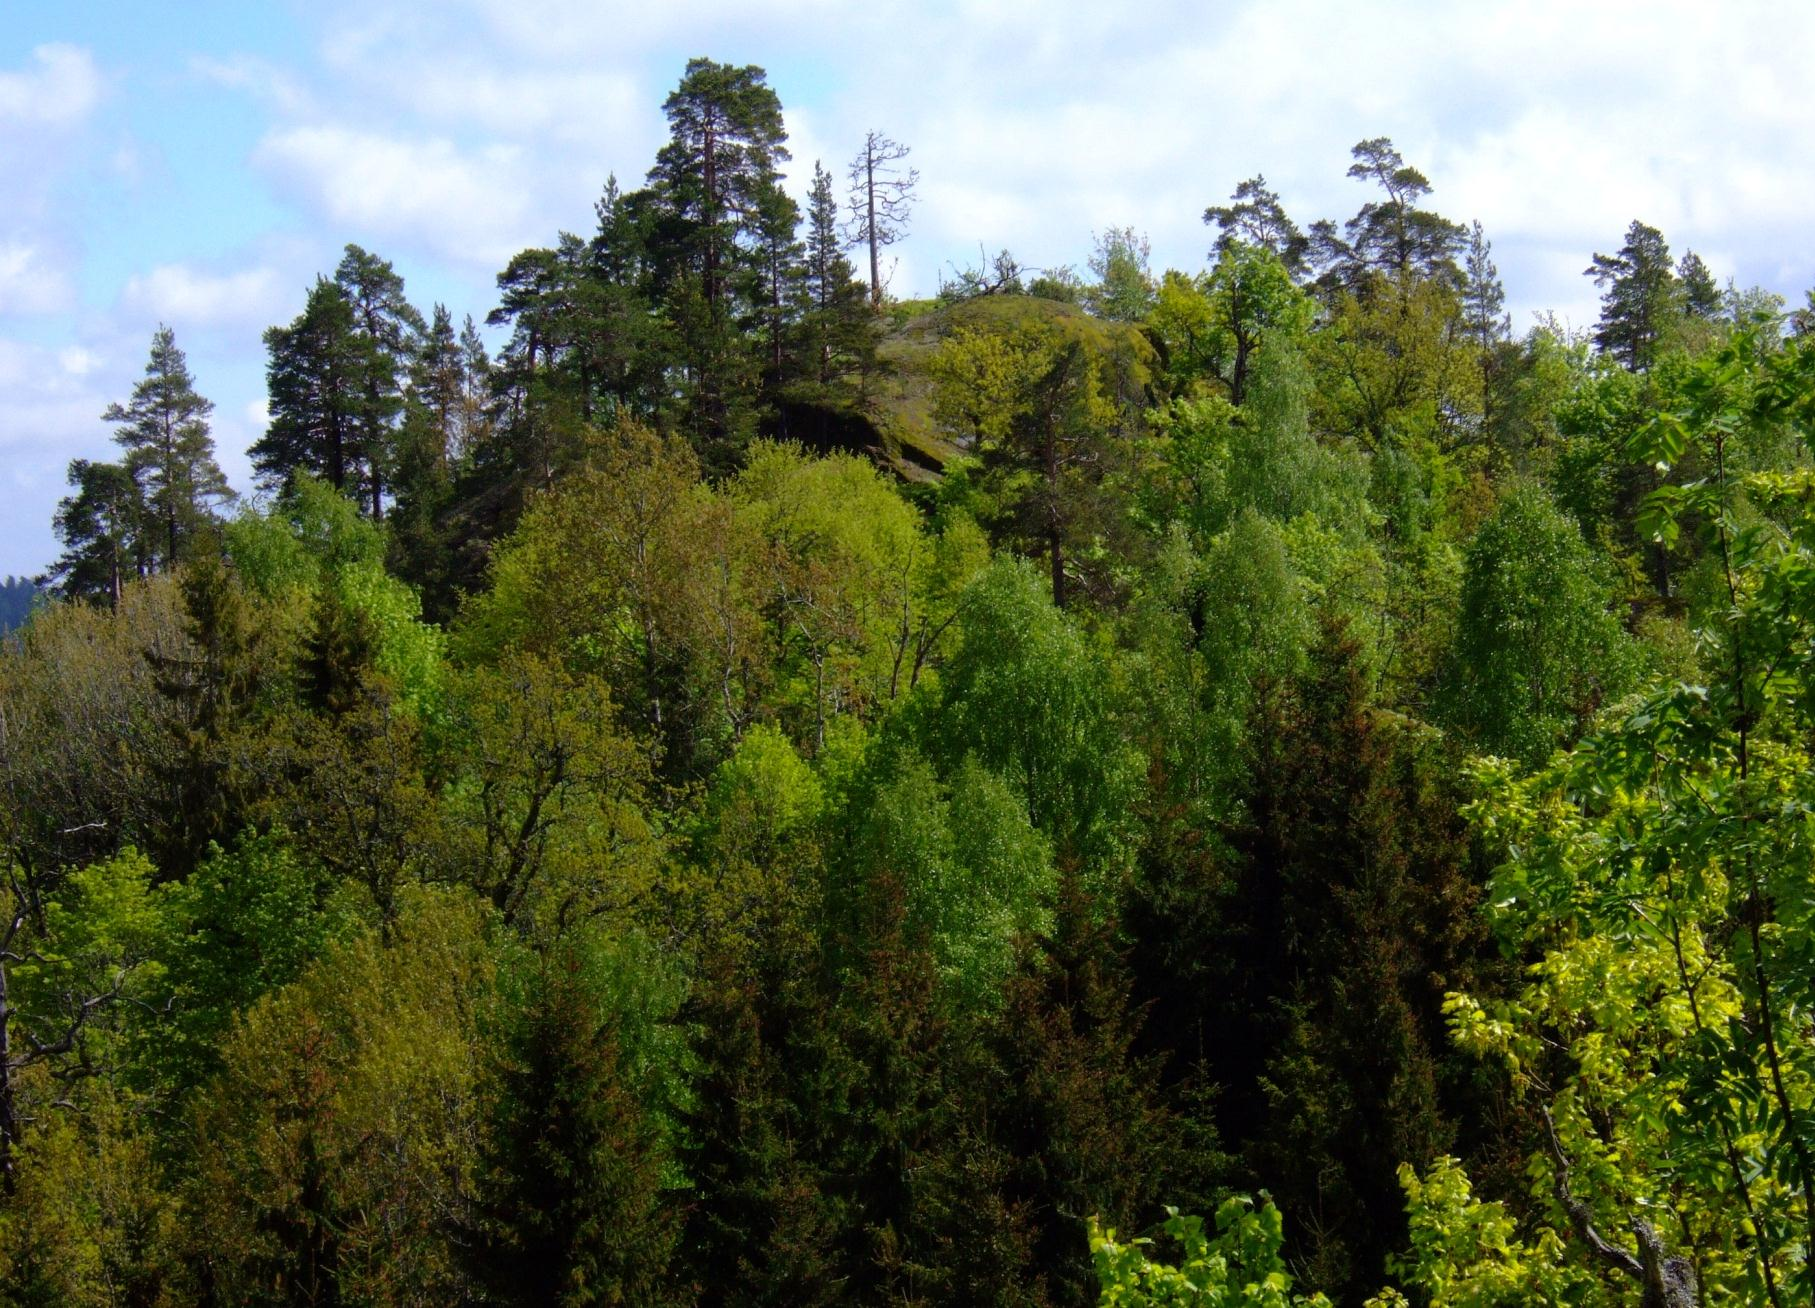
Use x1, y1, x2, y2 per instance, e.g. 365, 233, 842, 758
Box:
4, 55, 1814, 1307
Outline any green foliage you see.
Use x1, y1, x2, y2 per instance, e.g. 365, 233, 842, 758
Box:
929, 558, 1143, 878
1442, 483, 1639, 762
469, 945, 682, 1306
1090, 1200, 1332, 1307
157, 832, 365, 1092
842, 748, 1054, 1009
191, 887, 500, 1305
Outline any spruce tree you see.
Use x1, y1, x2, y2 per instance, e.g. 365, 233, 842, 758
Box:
1677, 249, 1723, 320
472, 952, 681, 1306
797, 161, 878, 429
1197, 619, 1489, 1300
103, 325, 232, 570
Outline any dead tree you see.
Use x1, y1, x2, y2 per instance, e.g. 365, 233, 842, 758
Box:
846, 131, 919, 310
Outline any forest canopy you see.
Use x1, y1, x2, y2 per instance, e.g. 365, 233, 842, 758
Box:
7, 56, 1815, 1308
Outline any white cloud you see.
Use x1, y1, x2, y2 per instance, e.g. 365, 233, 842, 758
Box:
0, 44, 102, 126
121, 263, 286, 330
254, 125, 537, 266
189, 54, 315, 117
0, 241, 72, 315
58, 346, 99, 377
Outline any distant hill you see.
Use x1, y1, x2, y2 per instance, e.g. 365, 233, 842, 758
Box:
0, 575, 42, 634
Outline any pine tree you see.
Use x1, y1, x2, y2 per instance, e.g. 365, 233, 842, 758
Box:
645, 58, 793, 460
103, 325, 232, 570
845, 131, 918, 309
253, 277, 364, 496
1586, 219, 1677, 369
472, 952, 681, 1306
1314, 138, 1467, 291
46, 458, 143, 607
1205, 175, 1311, 280
334, 244, 423, 518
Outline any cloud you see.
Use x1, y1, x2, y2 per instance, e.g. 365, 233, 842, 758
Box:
254, 125, 538, 266
0, 241, 73, 315
121, 263, 287, 330
189, 53, 315, 117
0, 44, 102, 126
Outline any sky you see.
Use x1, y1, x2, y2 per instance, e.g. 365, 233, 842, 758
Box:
5, 0, 1815, 577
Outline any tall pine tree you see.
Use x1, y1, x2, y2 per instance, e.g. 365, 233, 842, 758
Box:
104, 325, 233, 570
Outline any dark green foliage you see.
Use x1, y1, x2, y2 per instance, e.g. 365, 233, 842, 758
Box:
1313, 138, 1467, 291
678, 892, 844, 1307
472, 950, 681, 1306
1677, 250, 1722, 321
254, 276, 366, 496
23, 57, 1815, 1307
1205, 175, 1310, 280
142, 543, 269, 878
47, 458, 142, 606
1587, 219, 1678, 370
1161, 619, 1491, 1300
0, 576, 39, 634
103, 325, 233, 570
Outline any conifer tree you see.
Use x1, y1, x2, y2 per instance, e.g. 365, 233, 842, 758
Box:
1586, 219, 1677, 369
1677, 249, 1722, 320
46, 458, 143, 607
1205, 175, 1311, 280
646, 58, 792, 459
254, 276, 364, 496
471, 952, 681, 1307
103, 325, 232, 570
801, 161, 877, 410
144, 541, 266, 877
334, 244, 423, 518
679, 905, 843, 1306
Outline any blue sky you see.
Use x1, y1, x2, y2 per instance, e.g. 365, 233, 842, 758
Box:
5, 0, 1815, 577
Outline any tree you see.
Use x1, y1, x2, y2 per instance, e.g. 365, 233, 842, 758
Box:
1, 851, 163, 1194
1442, 484, 1638, 763
1419, 326, 1815, 1304
1205, 175, 1310, 281
470, 949, 681, 1306
1586, 219, 1677, 370
801, 161, 876, 403
1085, 227, 1156, 323
1677, 249, 1722, 320
1313, 138, 1466, 291
646, 58, 792, 456
253, 276, 364, 496
45, 459, 143, 607
334, 243, 424, 518
103, 325, 232, 570
846, 130, 918, 309
932, 314, 1150, 609
1090, 1199, 1332, 1307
